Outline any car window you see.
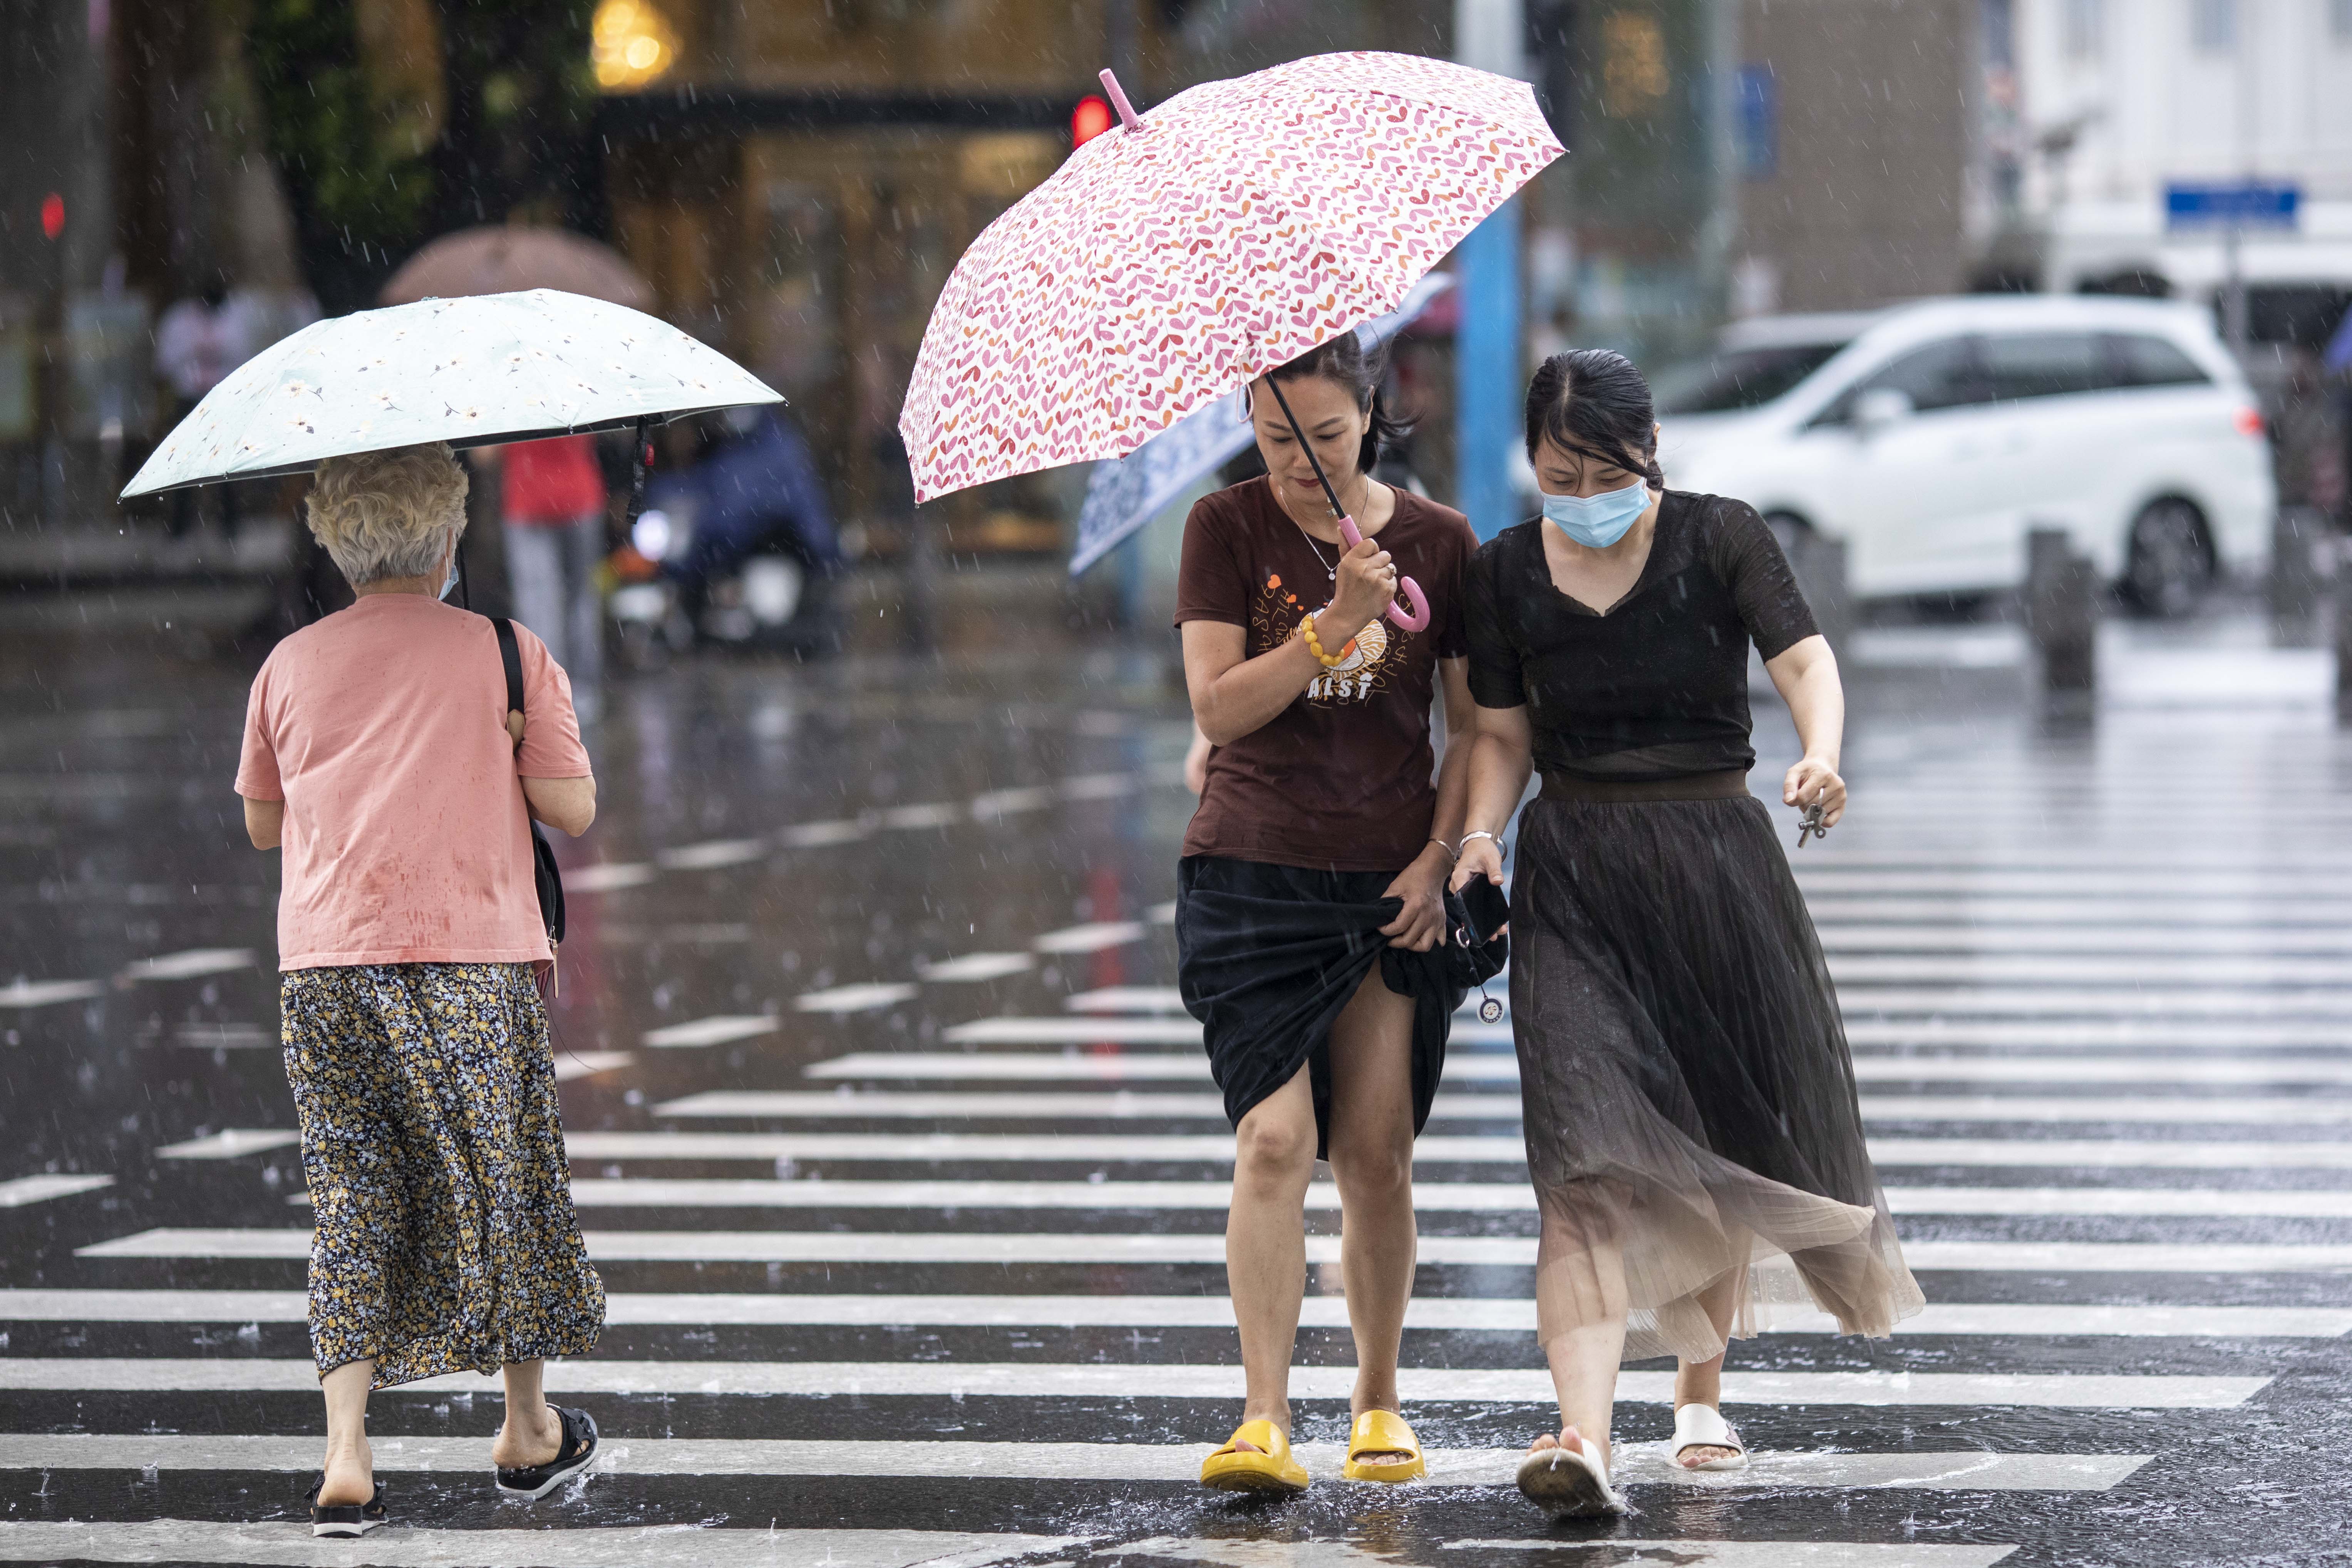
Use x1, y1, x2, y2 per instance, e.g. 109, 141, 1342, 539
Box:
2107, 333, 2212, 388
1652, 342, 1848, 414
1982, 333, 2109, 400
1814, 336, 1987, 423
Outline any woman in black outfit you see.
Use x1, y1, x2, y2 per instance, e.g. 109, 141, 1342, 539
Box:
1450, 350, 1921, 1518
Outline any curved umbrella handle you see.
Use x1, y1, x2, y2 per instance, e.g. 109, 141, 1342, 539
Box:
1336, 515, 1431, 632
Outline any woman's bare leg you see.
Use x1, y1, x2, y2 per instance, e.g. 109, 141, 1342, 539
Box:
1528, 1215, 1629, 1470
317, 1358, 375, 1506
492, 1359, 566, 1469
1671, 1270, 1744, 1465
1322, 965, 1420, 1463
1225, 1065, 1320, 1447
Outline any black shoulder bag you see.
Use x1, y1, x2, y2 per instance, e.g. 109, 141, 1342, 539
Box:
492, 617, 568, 951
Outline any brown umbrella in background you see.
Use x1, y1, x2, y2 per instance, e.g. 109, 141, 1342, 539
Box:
381, 226, 653, 308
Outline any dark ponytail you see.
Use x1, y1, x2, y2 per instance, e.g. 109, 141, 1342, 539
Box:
1524, 349, 1665, 490
1269, 330, 1413, 476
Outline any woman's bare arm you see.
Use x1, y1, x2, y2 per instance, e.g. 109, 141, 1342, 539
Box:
243, 797, 284, 850
522, 775, 597, 837
1763, 633, 1846, 826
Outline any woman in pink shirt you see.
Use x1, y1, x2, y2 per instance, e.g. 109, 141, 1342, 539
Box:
236, 443, 605, 1536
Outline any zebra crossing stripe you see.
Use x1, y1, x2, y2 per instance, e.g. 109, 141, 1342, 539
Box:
0, 1521, 1075, 1568
0, 1367, 2266, 1407
1444, 1541, 2017, 1566
943, 1017, 1202, 1044
1841, 990, 2352, 1019
639, 1016, 779, 1049
74, 1228, 2352, 1272
1817, 926, 2352, 955
0, 1174, 112, 1207
6, 1292, 2337, 1336
1843, 1020, 2352, 1048
0, 1433, 2148, 1490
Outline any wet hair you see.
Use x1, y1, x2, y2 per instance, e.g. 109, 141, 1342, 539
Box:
1524, 348, 1664, 491
306, 442, 469, 586
1268, 331, 1412, 476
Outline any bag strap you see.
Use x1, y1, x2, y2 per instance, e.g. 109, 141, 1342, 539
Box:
491, 616, 525, 750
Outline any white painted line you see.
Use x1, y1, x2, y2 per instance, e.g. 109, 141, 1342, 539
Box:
1831, 956, 2352, 985
1066, 986, 1184, 1013
1861, 1095, 2352, 1124
0, 1174, 112, 1208
777, 818, 869, 848
0, 1364, 2262, 1410
1806, 898, 2352, 928
967, 785, 1057, 817
1057, 771, 1137, 801
1794, 868, 2352, 895
1845, 1020, 2352, 1049
913, 953, 1035, 983
173, 1022, 274, 1049
804, 1050, 1520, 1083
654, 838, 768, 871
646, 1091, 1518, 1122
1851, 1057, 2352, 1087
0, 1521, 1074, 1568
1445, 1541, 2018, 1567
119, 948, 253, 982
1886, 1187, 2352, 1218
1840, 988, 2352, 1018
0, 979, 102, 1008
1818, 924, 2352, 955
640, 1015, 778, 1049
552, 1051, 633, 1082
1030, 921, 1147, 954
792, 983, 918, 1015
563, 861, 657, 892
1148, 900, 1178, 925
1870, 1138, 2352, 1170
942, 1017, 1201, 1044
879, 802, 964, 830
80, 1228, 2352, 1276
153, 1129, 300, 1161
8, 1290, 2339, 1337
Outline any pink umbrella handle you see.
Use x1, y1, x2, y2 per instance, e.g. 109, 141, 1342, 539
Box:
1336, 515, 1431, 632
1099, 69, 1144, 132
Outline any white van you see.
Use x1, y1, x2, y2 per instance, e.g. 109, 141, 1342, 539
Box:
1647, 296, 2275, 613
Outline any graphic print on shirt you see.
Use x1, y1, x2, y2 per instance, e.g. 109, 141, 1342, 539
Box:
1251, 571, 1404, 705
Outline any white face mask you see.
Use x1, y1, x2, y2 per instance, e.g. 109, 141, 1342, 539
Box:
436, 534, 461, 601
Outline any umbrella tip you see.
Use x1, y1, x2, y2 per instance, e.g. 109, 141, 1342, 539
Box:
1098, 68, 1142, 133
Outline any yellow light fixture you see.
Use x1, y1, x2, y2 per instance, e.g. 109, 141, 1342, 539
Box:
593, 0, 679, 91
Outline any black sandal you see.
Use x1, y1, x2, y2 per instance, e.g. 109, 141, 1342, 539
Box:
494, 1405, 598, 1499
305, 1474, 387, 1538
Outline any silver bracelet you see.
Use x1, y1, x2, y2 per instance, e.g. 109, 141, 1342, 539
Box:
1428, 836, 1457, 862
1459, 829, 1502, 853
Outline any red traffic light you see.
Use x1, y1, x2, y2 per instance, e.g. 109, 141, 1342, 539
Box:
39, 192, 63, 240
1071, 95, 1114, 146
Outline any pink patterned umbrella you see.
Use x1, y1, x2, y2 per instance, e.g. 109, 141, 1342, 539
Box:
900, 51, 1563, 511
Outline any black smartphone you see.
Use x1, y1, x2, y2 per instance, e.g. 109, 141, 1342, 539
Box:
1457, 873, 1508, 943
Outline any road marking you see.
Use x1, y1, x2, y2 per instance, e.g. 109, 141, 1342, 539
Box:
0, 1434, 2145, 1494
1816, 924, 2352, 954
1793, 868, 2352, 895
879, 802, 965, 830
153, 1129, 301, 1161
942, 1017, 1202, 1044
1804, 899, 2352, 928
1870, 1138, 2352, 1169
1829, 956, 2352, 985
777, 819, 869, 848
119, 948, 253, 982
967, 786, 1057, 817
0, 1521, 1073, 1568
1444, 1542, 2018, 1567
1839, 988, 2352, 1018
1065, 986, 1184, 1013
552, 1051, 634, 1082
793, 983, 918, 1015
653, 838, 768, 870
0, 1174, 111, 1208
1030, 921, 1146, 954
0, 979, 103, 1008
1148, 900, 1177, 924
914, 953, 1036, 983
563, 861, 656, 891
1860, 1096, 2352, 1124
1845, 1020, 2352, 1049
645, 1091, 1518, 1121
1057, 771, 1138, 801
80, 1228, 2352, 1274
0, 1364, 2263, 1409
640, 1015, 778, 1049
7, 1290, 2339, 1337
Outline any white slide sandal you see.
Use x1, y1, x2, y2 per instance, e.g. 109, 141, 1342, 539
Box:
1672, 1402, 1749, 1472
1515, 1435, 1625, 1518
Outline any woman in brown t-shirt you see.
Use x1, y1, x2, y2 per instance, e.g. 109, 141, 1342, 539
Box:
1174, 330, 1479, 1493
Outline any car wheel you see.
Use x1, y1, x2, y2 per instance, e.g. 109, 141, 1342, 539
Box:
2122, 498, 2213, 618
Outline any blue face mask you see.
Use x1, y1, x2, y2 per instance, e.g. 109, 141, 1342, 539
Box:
437, 533, 460, 601
1541, 478, 1651, 549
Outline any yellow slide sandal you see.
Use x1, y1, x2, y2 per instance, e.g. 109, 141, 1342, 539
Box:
1342, 1408, 1426, 1483
1199, 1419, 1310, 1494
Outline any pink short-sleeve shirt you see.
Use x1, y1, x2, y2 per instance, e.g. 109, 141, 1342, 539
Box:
236, 595, 592, 971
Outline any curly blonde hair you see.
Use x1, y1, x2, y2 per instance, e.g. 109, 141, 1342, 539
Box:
305, 442, 470, 587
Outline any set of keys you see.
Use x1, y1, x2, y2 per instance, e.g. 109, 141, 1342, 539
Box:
1796, 800, 1829, 848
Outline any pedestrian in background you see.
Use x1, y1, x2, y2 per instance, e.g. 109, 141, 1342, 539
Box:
483, 434, 608, 722
235, 442, 606, 1536
1451, 350, 1922, 1519
1175, 333, 1478, 1493
154, 279, 250, 537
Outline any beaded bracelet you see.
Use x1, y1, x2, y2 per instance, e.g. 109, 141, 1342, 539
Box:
1300, 613, 1347, 669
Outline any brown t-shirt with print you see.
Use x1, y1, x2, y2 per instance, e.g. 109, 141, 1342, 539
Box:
1174, 477, 1477, 873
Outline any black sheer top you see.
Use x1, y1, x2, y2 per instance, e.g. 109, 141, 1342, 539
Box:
1463, 491, 1819, 782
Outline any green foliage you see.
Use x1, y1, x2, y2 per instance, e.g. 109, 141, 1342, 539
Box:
247, 0, 438, 245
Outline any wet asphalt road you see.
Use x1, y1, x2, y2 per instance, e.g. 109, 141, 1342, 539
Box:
3, 615, 2352, 1566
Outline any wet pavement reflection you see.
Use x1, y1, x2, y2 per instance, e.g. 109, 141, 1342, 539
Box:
3, 613, 2351, 1566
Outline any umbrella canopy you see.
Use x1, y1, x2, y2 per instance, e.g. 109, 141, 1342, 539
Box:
1068, 271, 1453, 576
900, 50, 1562, 505
122, 290, 777, 497
381, 226, 654, 309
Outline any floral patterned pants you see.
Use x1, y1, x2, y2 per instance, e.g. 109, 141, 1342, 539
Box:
282, 963, 605, 1387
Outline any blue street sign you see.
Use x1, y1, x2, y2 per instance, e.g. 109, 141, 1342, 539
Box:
2165, 180, 2301, 230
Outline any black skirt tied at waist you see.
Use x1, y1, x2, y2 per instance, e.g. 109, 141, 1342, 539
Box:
1176, 855, 1464, 1159
1541, 768, 1751, 803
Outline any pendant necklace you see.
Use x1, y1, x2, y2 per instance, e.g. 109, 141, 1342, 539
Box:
1281, 476, 1367, 585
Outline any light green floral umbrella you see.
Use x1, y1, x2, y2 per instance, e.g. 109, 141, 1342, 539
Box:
122, 289, 777, 497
